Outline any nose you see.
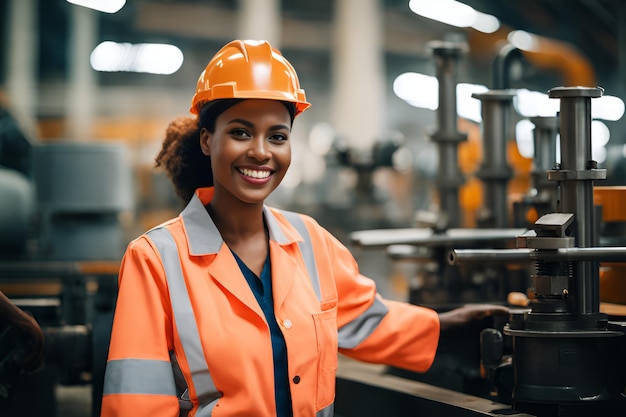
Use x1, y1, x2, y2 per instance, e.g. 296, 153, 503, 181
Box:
247, 137, 271, 161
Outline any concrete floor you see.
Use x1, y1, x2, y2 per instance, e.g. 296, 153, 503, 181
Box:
57, 385, 91, 417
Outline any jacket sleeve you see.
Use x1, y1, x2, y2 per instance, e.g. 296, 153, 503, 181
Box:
100, 235, 180, 417
321, 227, 440, 373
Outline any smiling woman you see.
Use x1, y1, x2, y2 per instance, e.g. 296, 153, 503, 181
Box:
198, 99, 293, 208
100, 39, 508, 417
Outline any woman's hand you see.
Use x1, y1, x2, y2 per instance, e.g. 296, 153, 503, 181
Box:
438, 303, 509, 331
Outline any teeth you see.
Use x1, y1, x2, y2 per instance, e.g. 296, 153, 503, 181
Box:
240, 168, 271, 179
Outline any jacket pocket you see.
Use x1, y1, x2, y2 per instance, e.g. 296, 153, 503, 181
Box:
312, 306, 338, 410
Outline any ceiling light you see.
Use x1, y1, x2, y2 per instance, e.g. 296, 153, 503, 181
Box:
473, 12, 500, 34
67, 0, 126, 13
393, 72, 488, 122
408, 0, 500, 33
592, 96, 625, 121
515, 88, 625, 121
393, 72, 438, 110
508, 30, 539, 51
90, 42, 184, 75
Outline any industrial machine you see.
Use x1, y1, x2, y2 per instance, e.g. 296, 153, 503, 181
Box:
351, 40, 527, 306
341, 29, 626, 413
0, 141, 132, 417
448, 86, 626, 416
347, 39, 535, 401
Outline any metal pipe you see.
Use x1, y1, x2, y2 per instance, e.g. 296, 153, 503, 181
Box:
548, 86, 606, 315
530, 116, 558, 201
449, 248, 532, 265
449, 247, 626, 265
427, 40, 468, 228
472, 91, 516, 228
492, 43, 523, 89
349, 227, 526, 248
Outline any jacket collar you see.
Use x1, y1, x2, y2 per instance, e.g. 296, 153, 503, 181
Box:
180, 187, 293, 256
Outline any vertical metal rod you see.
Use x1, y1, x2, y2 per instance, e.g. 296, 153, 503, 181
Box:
472, 91, 516, 229
530, 116, 558, 201
548, 86, 606, 315
427, 41, 468, 229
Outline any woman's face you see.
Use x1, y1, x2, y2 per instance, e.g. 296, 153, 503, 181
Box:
200, 99, 292, 205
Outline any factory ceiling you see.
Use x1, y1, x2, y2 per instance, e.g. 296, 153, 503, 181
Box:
1, 0, 624, 104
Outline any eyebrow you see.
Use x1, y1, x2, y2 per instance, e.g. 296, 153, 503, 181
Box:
226, 118, 291, 131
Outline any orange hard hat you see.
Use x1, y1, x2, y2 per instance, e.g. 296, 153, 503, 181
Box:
190, 40, 311, 117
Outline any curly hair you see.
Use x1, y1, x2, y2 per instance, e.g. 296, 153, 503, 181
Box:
155, 99, 296, 203
155, 99, 242, 203
155, 116, 208, 203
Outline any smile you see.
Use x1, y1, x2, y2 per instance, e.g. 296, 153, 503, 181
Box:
239, 168, 272, 179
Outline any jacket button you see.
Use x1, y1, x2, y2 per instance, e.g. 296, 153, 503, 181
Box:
283, 319, 292, 329
292, 375, 300, 384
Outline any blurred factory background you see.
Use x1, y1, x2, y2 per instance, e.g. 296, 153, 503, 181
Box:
2, 0, 626, 232
1, 1, 626, 416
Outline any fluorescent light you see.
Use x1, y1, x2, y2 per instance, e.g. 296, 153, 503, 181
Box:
393, 72, 438, 110
517, 119, 562, 164
392, 72, 488, 122
593, 146, 607, 164
592, 120, 610, 147
517, 108, 610, 164
457, 83, 488, 122
397, 76, 624, 127
409, 0, 475, 27
408, 0, 500, 33
515, 89, 625, 121
514, 119, 612, 164
507, 30, 539, 51
90, 42, 184, 75
67, 0, 126, 13
515, 119, 535, 159
473, 12, 501, 34
514, 89, 559, 118
592, 96, 625, 121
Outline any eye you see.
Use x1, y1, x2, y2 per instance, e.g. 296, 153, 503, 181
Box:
269, 133, 289, 143
229, 128, 250, 139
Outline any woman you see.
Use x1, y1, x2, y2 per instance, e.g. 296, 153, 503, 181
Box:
101, 39, 507, 417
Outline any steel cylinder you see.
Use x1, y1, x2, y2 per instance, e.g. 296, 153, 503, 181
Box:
548, 86, 606, 315
427, 40, 468, 228
511, 330, 625, 416
530, 116, 559, 196
472, 90, 516, 228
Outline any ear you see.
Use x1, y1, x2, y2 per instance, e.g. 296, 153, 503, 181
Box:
199, 128, 211, 157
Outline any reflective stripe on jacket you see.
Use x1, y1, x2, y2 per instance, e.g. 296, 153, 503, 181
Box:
101, 187, 440, 417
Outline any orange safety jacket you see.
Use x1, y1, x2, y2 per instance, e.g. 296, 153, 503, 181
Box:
101, 187, 440, 417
